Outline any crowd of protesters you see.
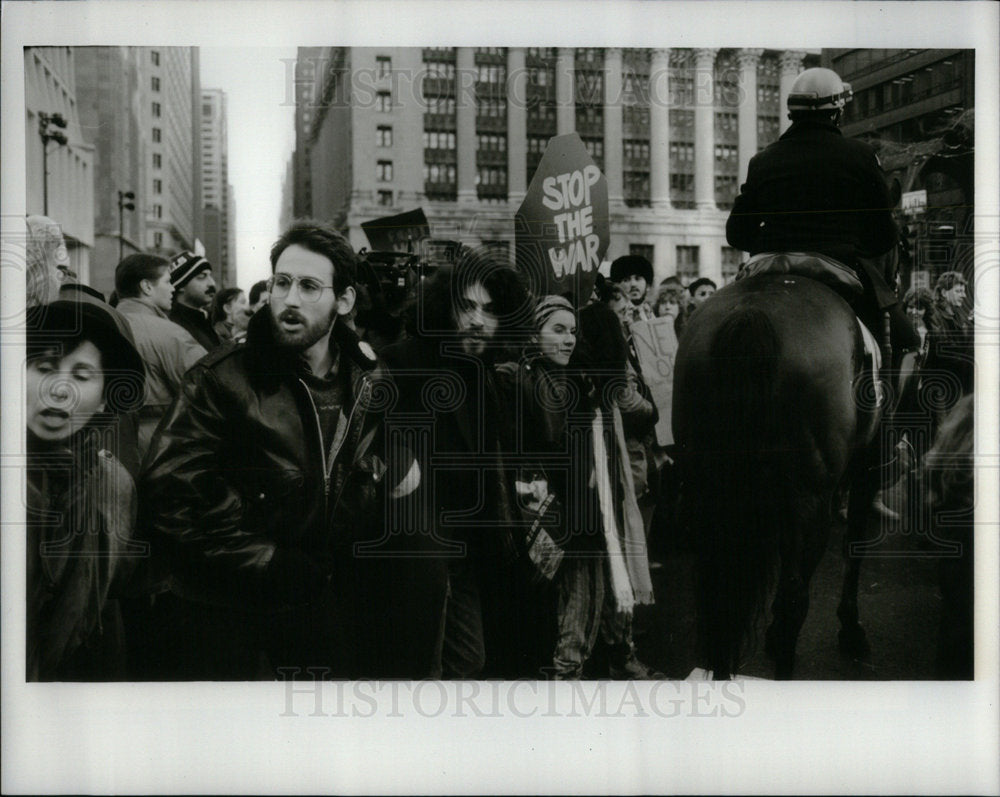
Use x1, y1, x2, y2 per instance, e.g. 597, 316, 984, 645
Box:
23, 211, 975, 682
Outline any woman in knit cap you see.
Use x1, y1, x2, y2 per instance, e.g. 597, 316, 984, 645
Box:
25, 290, 146, 680
497, 296, 659, 678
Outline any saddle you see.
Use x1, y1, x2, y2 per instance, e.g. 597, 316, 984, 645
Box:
738, 251, 884, 409
737, 251, 864, 300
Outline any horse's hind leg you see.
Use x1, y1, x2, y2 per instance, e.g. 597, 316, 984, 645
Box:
766, 506, 831, 679
837, 466, 877, 658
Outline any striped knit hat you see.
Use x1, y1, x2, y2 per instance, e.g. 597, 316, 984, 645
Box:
534, 294, 576, 330
169, 251, 212, 290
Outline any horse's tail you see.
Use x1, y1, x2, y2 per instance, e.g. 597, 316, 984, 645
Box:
685, 306, 786, 679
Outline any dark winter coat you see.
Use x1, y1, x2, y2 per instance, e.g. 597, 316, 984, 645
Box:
27, 435, 138, 681
727, 118, 898, 270
169, 301, 221, 351
140, 309, 429, 677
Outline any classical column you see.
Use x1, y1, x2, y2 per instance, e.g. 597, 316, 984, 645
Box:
603, 47, 624, 206
692, 48, 718, 210
649, 48, 671, 211
778, 50, 805, 134
456, 47, 478, 203
736, 48, 763, 182
507, 47, 528, 203
556, 48, 575, 135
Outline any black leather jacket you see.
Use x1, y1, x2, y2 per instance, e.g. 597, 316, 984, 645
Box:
140, 310, 406, 613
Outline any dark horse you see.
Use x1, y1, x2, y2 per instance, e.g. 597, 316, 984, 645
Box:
672, 272, 882, 679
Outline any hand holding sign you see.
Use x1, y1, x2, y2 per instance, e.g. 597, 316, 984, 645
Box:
515, 134, 609, 306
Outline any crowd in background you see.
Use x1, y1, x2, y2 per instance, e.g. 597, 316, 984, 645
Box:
22, 212, 975, 682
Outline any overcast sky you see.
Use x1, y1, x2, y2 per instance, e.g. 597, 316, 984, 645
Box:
200, 47, 297, 288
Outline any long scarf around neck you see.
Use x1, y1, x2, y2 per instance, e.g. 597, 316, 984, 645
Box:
590, 404, 655, 614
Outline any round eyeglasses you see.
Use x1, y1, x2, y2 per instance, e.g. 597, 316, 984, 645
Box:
268, 274, 335, 304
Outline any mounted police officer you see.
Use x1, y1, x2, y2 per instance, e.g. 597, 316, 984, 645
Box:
726, 67, 907, 341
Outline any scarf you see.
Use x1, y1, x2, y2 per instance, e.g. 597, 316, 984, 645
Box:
590, 404, 655, 614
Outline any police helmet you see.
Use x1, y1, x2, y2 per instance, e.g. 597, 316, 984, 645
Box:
787, 67, 853, 112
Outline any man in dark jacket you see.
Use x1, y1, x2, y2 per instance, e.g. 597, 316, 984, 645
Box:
726, 67, 901, 335
168, 251, 221, 351
141, 221, 423, 679
381, 250, 531, 678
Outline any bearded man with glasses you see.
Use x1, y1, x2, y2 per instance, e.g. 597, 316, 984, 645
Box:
140, 220, 426, 680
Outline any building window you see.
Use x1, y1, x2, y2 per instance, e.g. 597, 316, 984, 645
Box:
152, 127, 161, 143
376, 161, 393, 182
151, 50, 160, 66
721, 246, 743, 283
153, 204, 163, 219
676, 245, 700, 281
630, 244, 654, 262
377, 190, 393, 206
153, 179, 162, 195
152, 153, 162, 169
376, 56, 392, 79
477, 134, 507, 152
152, 102, 161, 118
152, 76, 160, 92
376, 92, 392, 113
423, 130, 456, 149
423, 163, 457, 183
377, 126, 393, 147
203, 102, 212, 116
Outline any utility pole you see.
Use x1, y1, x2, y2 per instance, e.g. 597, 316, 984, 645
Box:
118, 190, 136, 263
38, 112, 68, 216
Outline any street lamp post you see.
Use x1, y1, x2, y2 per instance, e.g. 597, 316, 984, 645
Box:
38, 112, 68, 216
118, 190, 136, 263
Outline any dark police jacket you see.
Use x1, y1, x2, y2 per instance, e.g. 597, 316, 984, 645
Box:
140, 311, 432, 676
727, 118, 898, 270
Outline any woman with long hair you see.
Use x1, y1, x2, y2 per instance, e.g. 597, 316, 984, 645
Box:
499, 297, 658, 678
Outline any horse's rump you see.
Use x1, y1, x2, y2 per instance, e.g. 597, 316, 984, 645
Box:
672, 274, 865, 677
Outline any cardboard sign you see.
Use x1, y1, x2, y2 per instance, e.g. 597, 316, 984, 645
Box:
515, 133, 609, 305
630, 316, 678, 446
361, 208, 431, 252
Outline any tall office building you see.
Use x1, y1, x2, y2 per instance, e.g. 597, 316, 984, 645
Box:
75, 46, 147, 295
144, 47, 201, 259
24, 46, 95, 283
200, 88, 235, 285
297, 47, 819, 285
292, 46, 324, 220
823, 48, 975, 287
73, 46, 202, 294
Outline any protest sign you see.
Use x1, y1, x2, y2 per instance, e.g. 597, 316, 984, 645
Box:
630, 316, 679, 446
515, 133, 609, 305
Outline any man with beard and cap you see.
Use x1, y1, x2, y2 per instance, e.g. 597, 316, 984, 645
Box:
381, 248, 532, 678
141, 220, 423, 679
610, 254, 655, 325
168, 251, 220, 351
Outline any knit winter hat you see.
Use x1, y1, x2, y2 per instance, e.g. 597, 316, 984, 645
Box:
169, 251, 212, 290
533, 294, 576, 331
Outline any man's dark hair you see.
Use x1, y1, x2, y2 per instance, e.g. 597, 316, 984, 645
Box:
570, 301, 629, 410
688, 277, 717, 296
248, 279, 269, 306
115, 253, 170, 298
270, 219, 357, 295
211, 287, 244, 324
411, 246, 532, 339
609, 255, 653, 285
